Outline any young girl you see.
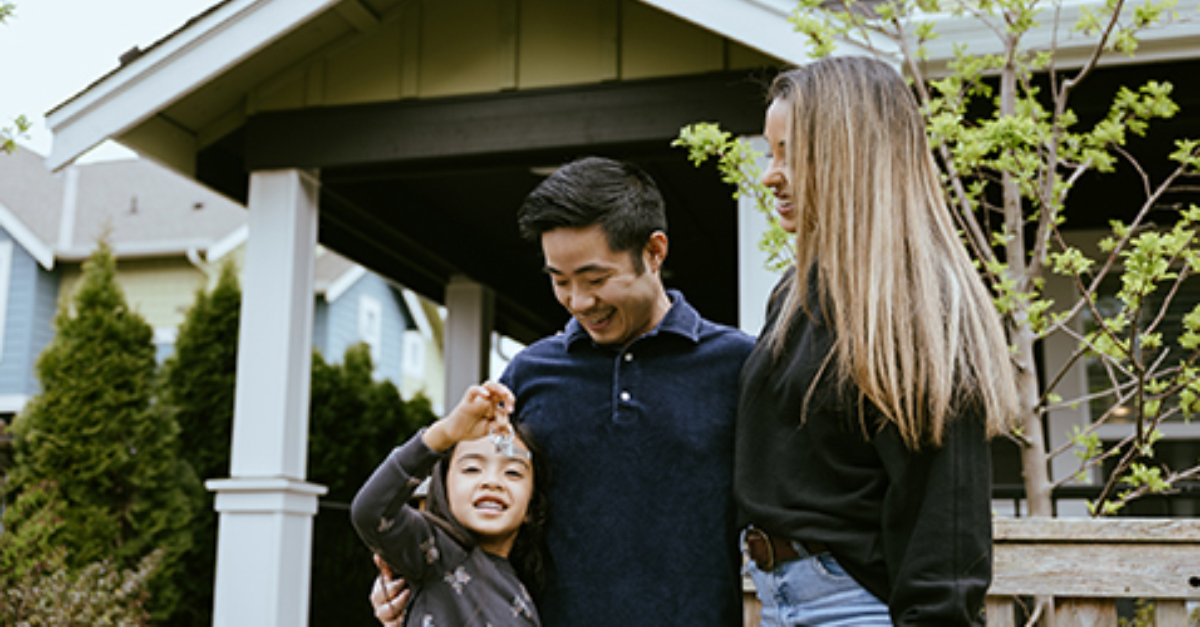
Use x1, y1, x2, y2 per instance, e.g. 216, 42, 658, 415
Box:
351, 382, 548, 626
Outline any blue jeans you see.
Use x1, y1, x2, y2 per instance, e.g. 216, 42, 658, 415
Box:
745, 539, 892, 626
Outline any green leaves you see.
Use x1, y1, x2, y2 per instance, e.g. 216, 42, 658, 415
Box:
681, 0, 1200, 518
673, 123, 792, 270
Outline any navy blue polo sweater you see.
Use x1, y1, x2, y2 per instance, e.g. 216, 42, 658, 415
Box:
502, 291, 754, 627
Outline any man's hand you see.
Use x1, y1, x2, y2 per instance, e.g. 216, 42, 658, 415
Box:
370, 554, 411, 626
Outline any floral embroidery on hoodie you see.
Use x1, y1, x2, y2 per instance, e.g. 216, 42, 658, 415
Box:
444, 566, 471, 594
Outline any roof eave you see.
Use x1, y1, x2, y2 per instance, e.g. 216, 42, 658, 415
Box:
639, 0, 1199, 73
45, 0, 342, 172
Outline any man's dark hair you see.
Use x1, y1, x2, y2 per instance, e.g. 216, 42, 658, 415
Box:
517, 156, 667, 273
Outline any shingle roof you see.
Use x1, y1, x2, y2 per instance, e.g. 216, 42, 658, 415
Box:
0, 146, 65, 247
63, 157, 248, 259
0, 145, 364, 288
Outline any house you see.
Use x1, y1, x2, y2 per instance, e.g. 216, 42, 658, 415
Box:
39, 0, 1200, 623
0, 145, 449, 425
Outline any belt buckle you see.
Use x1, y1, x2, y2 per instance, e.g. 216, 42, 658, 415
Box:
745, 526, 775, 571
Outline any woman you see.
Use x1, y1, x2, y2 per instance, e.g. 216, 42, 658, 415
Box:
735, 56, 1019, 626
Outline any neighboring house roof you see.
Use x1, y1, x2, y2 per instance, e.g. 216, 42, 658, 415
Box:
59, 157, 248, 261
315, 250, 365, 303
0, 146, 63, 268
0, 146, 368, 294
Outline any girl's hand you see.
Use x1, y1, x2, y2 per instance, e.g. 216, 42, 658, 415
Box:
422, 381, 515, 452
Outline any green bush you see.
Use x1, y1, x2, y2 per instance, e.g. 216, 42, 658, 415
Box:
308, 344, 436, 627
0, 482, 160, 626
4, 242, 196, 623
157, 260, 437, 625
156, 261, 241, 627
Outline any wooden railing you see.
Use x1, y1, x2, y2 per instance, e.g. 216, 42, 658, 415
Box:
742, 518, 1200, 627
988, 518, 1200, 626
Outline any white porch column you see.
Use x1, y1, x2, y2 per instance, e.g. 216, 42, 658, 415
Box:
206, 169, 327, 627
738, 135, 779, 338
443, 275, 494, 410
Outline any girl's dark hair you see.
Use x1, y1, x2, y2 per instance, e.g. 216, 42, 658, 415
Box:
421, 422, 551, 597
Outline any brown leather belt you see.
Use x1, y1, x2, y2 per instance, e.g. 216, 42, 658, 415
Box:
745, 527, 830, 571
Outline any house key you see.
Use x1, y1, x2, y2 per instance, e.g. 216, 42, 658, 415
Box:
489, 402, 530, 459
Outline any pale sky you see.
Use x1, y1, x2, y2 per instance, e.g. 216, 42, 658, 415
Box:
0, 0, 216, 161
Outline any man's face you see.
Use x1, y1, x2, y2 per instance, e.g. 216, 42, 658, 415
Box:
541, 224, 669, 347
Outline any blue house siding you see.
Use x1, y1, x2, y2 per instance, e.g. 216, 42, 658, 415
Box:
312, 300, 330, 358
26, 257, 58, 396
0, 229, 58, 400
322, 273, 410, 385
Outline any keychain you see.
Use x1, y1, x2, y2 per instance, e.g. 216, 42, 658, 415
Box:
489, 400, 530, 459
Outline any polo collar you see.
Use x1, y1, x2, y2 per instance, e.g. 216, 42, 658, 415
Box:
564, 290, 702, 350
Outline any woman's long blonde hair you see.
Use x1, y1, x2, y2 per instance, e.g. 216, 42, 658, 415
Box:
766, 56, 1019, 450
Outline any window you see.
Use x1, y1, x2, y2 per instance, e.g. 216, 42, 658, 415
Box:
402, 330, 425, 379
358, 295, 383, 368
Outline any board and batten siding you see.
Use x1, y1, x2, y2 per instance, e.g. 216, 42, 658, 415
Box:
247, 0, 776, 119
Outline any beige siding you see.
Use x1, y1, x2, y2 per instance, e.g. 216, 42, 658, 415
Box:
620, 0, 725, 80
59, 258, 208, 333
729, 40, 779, 70
325, 22, 403, 105
250, 0, 776, 115
518, 0, 618, 88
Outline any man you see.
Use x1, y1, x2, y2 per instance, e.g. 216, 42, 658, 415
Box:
373, 156, 753, 626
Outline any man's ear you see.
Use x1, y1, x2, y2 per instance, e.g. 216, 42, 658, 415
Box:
644, 231, 668, 274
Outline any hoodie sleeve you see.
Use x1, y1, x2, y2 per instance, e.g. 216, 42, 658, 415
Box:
351, 430, 447, 582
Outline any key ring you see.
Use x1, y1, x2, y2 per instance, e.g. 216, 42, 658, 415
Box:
488, 401, 530, 459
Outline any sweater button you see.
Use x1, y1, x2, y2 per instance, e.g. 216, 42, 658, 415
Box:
620, 391, 631, 402
624, 353, 634, 362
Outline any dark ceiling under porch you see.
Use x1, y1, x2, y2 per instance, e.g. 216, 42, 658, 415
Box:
194, 59, 1200, 345
197, 70, 773, 344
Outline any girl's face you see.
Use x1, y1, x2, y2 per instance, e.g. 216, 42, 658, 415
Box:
761, 98, 798, 234
446, 435, 534, 557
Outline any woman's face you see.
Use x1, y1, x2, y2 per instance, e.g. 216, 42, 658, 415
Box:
761, 98, 798, 234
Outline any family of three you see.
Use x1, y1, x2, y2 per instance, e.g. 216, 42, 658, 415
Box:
350, 55, 1019, 627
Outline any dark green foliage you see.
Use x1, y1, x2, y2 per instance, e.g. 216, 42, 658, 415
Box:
308, 344, 436, 627
4, 242, 196, 623
156, 261, 241, 627
0, 481, 161, 625
157, 262, 437, 625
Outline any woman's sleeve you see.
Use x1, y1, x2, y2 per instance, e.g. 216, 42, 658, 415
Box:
350, 430, 446, 582
874, 405, 993, 626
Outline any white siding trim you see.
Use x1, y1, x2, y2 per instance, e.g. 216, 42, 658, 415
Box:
637, 0, 1200, 68
325, 265, 366, 304
0, 203, 54, 270
45, 0, 345, 170
0, 240, 11, 361
401, 289, 434, 338
207, 225, 249, 263
154, 327, 179, 346
0, 394, 29, 414
58, 166, 79, 252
